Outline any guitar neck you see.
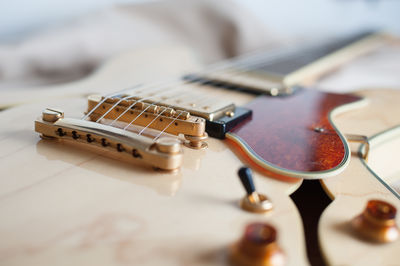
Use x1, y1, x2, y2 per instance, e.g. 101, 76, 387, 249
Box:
192, 30, 386, 95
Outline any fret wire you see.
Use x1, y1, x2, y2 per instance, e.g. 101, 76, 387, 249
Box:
193, 42, 309, 85
202, 38, 336, 82
210, 41, 313, 73
196, 46, 285, 75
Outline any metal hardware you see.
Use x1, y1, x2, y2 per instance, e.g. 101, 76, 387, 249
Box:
351, 199, 399, 243
313, 127, 325, 133
206, 107, 252, 139
42, 108, 64, 122
229, 223, 285, 266
311, 129, 370, 161
103, 88, 236, 121
240, 193, 273, 214
88, 95, 206, 139
103, 96, 191, 119
345, 134, 370, 161
226, 111, 235, 117
187, 72, 291, 96
238, 167, 273, 214
35, 108, 183, 171
155, 137, 182, 154
184, 133, 208, 149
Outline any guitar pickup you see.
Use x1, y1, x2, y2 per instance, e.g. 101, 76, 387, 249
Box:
35, 108, 183, 171
87, 95, 206, 138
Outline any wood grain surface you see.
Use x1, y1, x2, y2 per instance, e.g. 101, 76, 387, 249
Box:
320, 89, 400, 266
0, 47, 309, 266
229, 89, 361, 174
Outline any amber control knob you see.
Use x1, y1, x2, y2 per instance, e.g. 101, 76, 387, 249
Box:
230, 223, 285, 266
351, 199, 399, 243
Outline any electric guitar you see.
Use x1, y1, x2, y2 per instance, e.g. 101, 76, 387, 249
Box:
0, 31, 399, 266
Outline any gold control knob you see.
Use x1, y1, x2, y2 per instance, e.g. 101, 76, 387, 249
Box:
240, 193, 273, 214
42, 108, 64, 122
230, 223, 285, 266
351, 199, 399, 243
238, 167, 273, 214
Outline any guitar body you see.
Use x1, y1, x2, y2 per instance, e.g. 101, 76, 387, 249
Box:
1, 44, 399, 266
320, 89, 400, 265
0, 99, 308, 266
0, 47, 309, 266
226, 89, 363, 180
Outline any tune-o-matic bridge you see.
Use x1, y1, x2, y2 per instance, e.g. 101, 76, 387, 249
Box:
35, 108, 183, 170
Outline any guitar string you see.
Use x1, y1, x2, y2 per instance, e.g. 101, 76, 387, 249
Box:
122, 94, 180, 131
152, 37, 354, 139
94, 48, 284, 127
122, 86, 198, 131
205, 36, 351, 84
105, 81, 198, 131
150, 85, 225, 140
143, 46, 301, 138
95, 42, 310, 136
105, 48, 287, 125
92, 36, 355, 143
95, 94, 137, 123
123, 78, 227, 136
107, 81, 196, 126
130, 49, 293, 135
210, 39, 324, 73
81, 86, 141, 120
84, 75, 185, 122
136, 87, 212, 137
149, 85, 222, 140
150, 82, 233, 140
153, 110, 184, 140
197, 48, 295, 86
83, 83, 171, 122
137, 107, 170, 136
98, 56, 269, 134
102, 68, 224, 131
192, 41, 326, 89
94, 83, 178, 123
89, 79, 186, 123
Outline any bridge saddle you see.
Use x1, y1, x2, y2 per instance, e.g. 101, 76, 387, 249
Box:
87, 95, 207, 140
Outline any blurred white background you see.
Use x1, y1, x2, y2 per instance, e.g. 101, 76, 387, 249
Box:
1, 0, 399, 42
